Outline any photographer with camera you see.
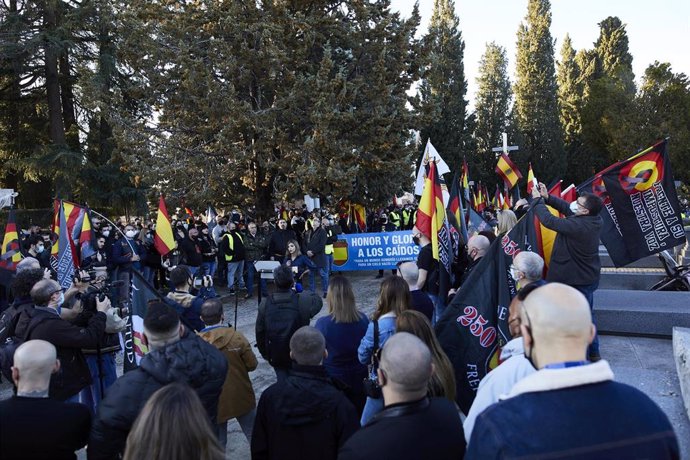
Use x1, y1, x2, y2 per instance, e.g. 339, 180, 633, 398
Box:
13, 279, 110, 402
72, 273, 128, 415
166, 266, 215, 332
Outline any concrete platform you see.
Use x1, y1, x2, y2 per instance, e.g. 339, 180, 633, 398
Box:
673, 328, 690, 421
594, 289, 690, 337
599, 269, 665, 290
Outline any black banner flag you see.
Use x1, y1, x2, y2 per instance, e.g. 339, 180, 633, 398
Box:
578, 140, 686, 266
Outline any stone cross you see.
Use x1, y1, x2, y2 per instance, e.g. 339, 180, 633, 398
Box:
491, 132, 519, 156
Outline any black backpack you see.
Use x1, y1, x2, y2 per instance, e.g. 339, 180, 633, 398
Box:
0, 310, 49, 381
264, 293, 304, 368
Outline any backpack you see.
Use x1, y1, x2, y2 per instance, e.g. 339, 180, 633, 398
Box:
264, 293, 304, 368
0, 310, 49, 381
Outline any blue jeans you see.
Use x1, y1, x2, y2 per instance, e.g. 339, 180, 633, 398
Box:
80, 353, 118, 416
308, 267, 329, 294
361, 396, 384, 426
141, 266, 155, 285
428, 293, 445, 325
326, 253, 333, 274
573, 280, 600, 356
246, 261, 267, 297
201, 261, 217, 277
227, 261, 245, 290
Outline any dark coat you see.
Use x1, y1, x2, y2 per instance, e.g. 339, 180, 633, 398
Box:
178, 236, 203, 267
338, 397, 466, 460
88, 330, 227, 460
466, 380, 679, 459
0, 396, 91, 460
533, 195, 602, 286
111, 238, 146, 272
16, 307, 106, 401
244, 231, 268, 261
269, 229, 297, 260
305, 227, 327, 268
251, 365, 359, 460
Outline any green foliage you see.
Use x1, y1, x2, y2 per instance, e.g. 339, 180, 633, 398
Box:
513, 0, 564, 183
416, 0, 469, 172
473, 42, 512, 188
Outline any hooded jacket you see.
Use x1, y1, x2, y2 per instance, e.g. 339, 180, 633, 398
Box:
87, 330, 227, 460
251, 365, 359, 460
198, 325, 258, 422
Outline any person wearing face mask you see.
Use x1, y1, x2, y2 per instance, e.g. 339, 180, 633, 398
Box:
466, 283, 679, 459
177, 225, 203, 276
509, 251, 545, 291
462, 281, 540, 443
13, 279, 110, 402
23, 235, 51, 272
82, 236, 108, 272
531, 182, 604, 361
112, 225, 147, 305
339, 333, 466, 459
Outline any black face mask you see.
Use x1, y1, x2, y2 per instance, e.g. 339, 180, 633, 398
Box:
412, 236, 420, 246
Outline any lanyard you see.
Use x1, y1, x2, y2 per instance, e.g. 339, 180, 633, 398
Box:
544, 360, 589, 370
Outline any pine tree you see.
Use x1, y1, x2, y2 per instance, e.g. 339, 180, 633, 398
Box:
513, 0, 564, 183
417, 0, 469, 172
557, 35, 582, 145
473, 42, 512, 187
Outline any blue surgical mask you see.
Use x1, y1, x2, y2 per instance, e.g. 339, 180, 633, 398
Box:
55, 291, 65, 315
36, 245, 45, 253
569, 201, 579, 214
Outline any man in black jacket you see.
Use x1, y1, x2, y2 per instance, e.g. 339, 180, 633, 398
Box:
251, 326, 358, 460
88, 302, 227, 460
531, 183, 603, 360
0, 340, 91, 460
268, 219, 296, 263
255, 265, 322, 382
15, 279, 109, 402
305, 217, 328, 296
339, 333, 466, 460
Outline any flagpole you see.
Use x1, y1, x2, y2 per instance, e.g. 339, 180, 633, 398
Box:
90, 209, 136, 254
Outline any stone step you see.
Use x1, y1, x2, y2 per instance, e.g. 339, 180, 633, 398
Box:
594, 289, 690, 337
599, 270, 666, 290
672, 327, 690, 422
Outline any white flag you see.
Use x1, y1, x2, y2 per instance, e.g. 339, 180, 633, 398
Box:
414, 140, 450, 196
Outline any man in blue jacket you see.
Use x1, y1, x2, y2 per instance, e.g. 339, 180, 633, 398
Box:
466, 283, 679, 459
112, 224, 146, 305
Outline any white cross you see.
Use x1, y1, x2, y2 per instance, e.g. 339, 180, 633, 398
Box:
491, 132, 519, 156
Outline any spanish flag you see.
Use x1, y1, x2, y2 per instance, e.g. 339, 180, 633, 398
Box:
533, 181, 563, 271
352, 204, 367, 232
78, 209, 97, 263
0, 210, 23, 272
415, 161, 453, 304
495, 153, 522, 190
154, 195, 176, 256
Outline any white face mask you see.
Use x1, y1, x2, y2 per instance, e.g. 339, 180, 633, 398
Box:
126, 230, 137, 238
510, 267, 520, 281
569, 201, 580, 214
36, 245, 45, 253
102, 230, 110, 237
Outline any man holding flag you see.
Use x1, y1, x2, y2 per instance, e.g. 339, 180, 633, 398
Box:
531, 183, 604, 361
415, 159, 454, 323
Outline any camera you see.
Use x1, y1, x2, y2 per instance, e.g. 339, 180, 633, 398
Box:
74, 269, 97, 284
81, 281, 129, 317
192, 266, 212, 289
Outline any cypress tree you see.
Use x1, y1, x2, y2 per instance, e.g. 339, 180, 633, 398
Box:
417, 0, 469, 171
513, 0, 564, 182
473, 42, 512, 187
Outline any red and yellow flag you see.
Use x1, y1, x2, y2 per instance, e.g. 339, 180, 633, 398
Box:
0, 210, 23, 271
352, 204, 367, 232
154, 195, 176, 256
415, 161, 453, 300
526, 163, 536, 195
495, 153, 523, 190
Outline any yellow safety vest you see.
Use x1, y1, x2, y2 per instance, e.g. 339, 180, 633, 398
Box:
222, 233, 243, 262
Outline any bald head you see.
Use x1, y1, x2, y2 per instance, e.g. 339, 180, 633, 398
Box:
520, 283, 595, 368
467, 235, 490, 260
30, 279, 61, 307
397, 261, 419, 288
379, 332, 432, 399
12, 340, 59, 393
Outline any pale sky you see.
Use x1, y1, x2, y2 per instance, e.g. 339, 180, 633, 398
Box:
390, 0, 690, 110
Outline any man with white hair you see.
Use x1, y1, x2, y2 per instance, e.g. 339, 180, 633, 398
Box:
510, 250, 545, 290
466, 283, 679, 458
397, 261, 433, 322
339, 332, 466, 459
0, 340, 91, 459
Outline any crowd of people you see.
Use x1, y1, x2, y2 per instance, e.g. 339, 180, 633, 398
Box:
0, 188, 682, 459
